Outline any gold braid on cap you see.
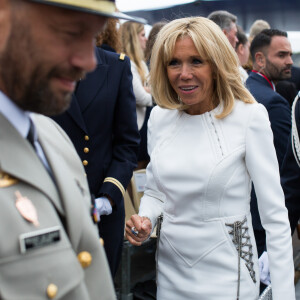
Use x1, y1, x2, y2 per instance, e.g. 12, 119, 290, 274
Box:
42, 0, 115, 14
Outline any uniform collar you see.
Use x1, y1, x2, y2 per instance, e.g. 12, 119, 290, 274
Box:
0, 90, 31, 138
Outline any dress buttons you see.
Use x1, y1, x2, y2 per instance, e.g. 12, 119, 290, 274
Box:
47, 283, 58, 299
77, 251, 92, 268
84, 147, 89, 153
84, 135, 89, 141
83, 160, 88, 166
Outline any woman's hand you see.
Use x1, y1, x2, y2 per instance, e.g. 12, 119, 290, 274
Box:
125, 214, 152, 246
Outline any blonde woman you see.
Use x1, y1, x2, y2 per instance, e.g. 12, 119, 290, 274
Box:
121, 21, 153, 167
125, 17, 295, 300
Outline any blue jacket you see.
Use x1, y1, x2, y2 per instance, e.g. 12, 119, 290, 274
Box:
53, 48, 139, 211
52, 47, 140, 275
246, 72, 291, 232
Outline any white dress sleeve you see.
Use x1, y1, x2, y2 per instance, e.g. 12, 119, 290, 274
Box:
138, 108, 164, 230
245, 103, 295, 300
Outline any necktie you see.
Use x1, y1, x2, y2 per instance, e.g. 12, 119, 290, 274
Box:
27, 119, 54, 177
27, 119, 37, 149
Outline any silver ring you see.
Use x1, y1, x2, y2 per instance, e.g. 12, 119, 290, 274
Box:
131, 226, 139, 236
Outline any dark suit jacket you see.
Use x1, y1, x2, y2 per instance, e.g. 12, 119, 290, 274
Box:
281, 96, 300, 233
246, 72, 291, 235
53, 48, 140, 212
288, 65, 300, 91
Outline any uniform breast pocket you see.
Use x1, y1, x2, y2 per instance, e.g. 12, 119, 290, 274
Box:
0, 245, 84, 299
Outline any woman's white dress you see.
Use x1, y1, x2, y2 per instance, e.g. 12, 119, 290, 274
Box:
138, 100, 295, 300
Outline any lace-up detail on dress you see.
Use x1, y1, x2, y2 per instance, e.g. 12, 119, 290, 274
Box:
226, 218, 256, 300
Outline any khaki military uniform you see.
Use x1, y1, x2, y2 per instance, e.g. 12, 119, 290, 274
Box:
0, 112, 116, 300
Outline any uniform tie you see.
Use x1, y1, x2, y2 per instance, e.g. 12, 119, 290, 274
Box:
27, 119, 38, 149
27, 119, 54, 178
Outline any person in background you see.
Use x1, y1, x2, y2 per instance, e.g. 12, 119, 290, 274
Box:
121, 21, 153, 169
208, 10, 238, 48
96, 17, 122, 53
289, 66, 300, 91
276, 80, 298, 107
249, 20, 271, 43
244, 19, 271, 72
246, 28, 293, 290
52, 22, 140, 277
235, 26, 250, 84
144, 21, 167, 67
126, 17, 295, 300
281, 92, 300, 234
0, 0, 142, 298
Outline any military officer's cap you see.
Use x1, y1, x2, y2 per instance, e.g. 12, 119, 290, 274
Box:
28, 0, 147, 23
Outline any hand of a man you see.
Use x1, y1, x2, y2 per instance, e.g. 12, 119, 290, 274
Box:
125, 214, 152, 246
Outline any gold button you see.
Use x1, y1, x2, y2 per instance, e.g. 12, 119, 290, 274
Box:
78, 251, 92, 268
83, 160, 88, 166
84, 147, 89, 153
84, 135, 89, 141
100, 238, 104, 246
47, 284, 58, 299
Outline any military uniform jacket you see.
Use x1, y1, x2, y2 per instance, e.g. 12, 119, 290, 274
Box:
246, 72, 291, 232
53, 48, 140, 213
0, 112, 115, 300
281, 95, 300, 233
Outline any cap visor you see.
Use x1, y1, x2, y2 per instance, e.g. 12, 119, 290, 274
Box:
29, 0, 147, 23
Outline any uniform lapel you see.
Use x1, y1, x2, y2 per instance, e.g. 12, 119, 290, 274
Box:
66, 94, 88, 133
75, 47, 109, 113
35, 115, 85, 248
0, 113, 64, 215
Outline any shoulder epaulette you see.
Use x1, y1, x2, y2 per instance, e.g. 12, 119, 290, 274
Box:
119, 53, 125, 61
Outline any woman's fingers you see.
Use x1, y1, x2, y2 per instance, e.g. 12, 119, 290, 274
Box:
125, 214, 152, 245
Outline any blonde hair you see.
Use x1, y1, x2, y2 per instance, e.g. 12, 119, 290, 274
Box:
150, 17, 255, 118
244, 19, 271, 71
120, 21, 147, 84
249, 19, 271, 42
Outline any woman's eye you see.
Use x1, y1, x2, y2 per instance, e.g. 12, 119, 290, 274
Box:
193, 58, 202, 64
168, 59, 178, 66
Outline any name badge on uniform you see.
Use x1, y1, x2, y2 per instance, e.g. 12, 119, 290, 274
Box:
19, 226, 61, 253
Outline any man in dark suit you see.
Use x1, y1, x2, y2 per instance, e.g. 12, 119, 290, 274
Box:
207, 10, 238, 48
53, 46, 140, 277
281, 93, 300, 234
246, 28, 293, 287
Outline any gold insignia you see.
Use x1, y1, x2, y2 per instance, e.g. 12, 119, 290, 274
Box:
0, 171, 18, 188
119, 53, 125, 61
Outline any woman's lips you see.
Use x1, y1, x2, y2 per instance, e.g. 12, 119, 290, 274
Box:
179, 86, 198, 94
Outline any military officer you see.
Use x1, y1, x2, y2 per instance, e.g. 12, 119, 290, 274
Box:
52, 46, 140, 277
0, 0, 144, 299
